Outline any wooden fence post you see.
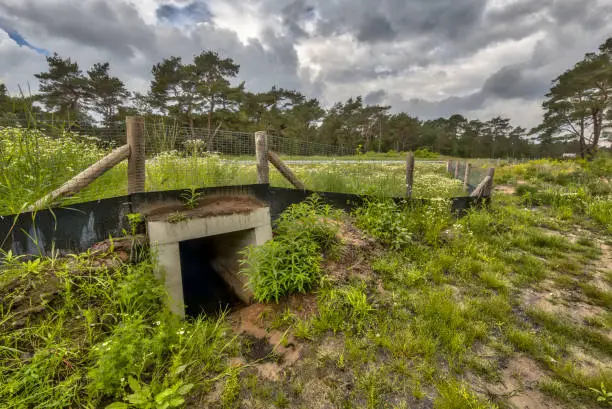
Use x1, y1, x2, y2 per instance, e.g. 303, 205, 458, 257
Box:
268, 150, 304, 189
446, 160, 451, 174
126, 116, 146, 194
454, 161, 460, 179
406, 151, 415, 198
463, 163, 471, 191
485, 167, 495, 196
255, 131, 269, 184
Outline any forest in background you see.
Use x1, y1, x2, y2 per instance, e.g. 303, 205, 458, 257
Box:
1, 38, 612, 159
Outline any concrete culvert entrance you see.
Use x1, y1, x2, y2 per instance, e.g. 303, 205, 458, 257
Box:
179, 231, 253, 316
147, 199, 272, 317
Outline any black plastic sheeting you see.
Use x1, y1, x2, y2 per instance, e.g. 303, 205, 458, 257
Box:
0, 185, 487, 256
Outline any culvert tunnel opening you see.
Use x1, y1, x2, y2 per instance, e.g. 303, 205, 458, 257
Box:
179, 230, 254, 316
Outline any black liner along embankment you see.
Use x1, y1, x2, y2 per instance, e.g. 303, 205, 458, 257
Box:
0, 184, 487, 256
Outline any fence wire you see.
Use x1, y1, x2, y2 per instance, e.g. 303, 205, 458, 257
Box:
0, 118, 481, 215
447, 160, 491, 194
0, 121, 125, 215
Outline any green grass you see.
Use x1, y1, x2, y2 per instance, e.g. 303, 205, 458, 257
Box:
0, 127, 466, 215
1, 155, 611, 408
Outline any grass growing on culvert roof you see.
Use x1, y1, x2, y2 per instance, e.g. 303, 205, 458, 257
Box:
1, 158, 611, 408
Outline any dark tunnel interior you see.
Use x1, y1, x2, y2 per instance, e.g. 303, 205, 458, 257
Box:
179, 234, 243, 316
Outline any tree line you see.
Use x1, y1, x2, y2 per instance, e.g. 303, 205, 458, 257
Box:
2, 38, 612, 158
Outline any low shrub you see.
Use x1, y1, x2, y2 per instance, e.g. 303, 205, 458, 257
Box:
240, 195, 341, 302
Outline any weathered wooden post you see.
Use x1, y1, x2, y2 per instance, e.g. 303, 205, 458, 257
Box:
406, 151, 415, 198
126, 116, 146, 194
268, 150, 304, 189
463, 163, 471, 192
454, 161, 460, 179
255, 131, 269, 184
446, 160, 451, 174
485, 167, 495, 196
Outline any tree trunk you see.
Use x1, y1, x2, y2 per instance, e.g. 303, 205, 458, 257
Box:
207, 104, 214, 152
188, 115, 195, 140
589, 109, 602, 159
579, 117, 586, 159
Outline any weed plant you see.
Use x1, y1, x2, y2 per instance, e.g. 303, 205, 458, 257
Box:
0, 253, 236, 408
240, 195, 342, 302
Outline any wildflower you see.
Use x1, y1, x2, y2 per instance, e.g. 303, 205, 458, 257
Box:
154, 321, 161, 326
177, 328, 185, 335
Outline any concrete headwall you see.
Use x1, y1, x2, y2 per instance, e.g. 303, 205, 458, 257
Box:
0, 185, 486, 256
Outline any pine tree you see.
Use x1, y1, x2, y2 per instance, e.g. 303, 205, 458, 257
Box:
86, 62, 129, 127
34, 54, 89, 121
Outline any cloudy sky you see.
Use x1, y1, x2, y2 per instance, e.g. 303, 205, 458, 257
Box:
1, 0, 611, 128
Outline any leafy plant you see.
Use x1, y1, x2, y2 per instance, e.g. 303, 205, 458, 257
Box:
240, 236, 322, 302
166, 211, 187, 223
590, 382, 612, 405
127, 213, 144, 235
240, 195, 340, 302
180, 187, 202, 210
315, 283, 374, 333
106, 377, 193, 409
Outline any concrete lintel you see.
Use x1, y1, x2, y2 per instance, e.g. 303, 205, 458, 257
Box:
148, 207, 270, 245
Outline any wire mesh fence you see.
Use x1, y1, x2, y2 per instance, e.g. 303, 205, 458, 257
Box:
447, 160, 492, 194
0, 120, 126, 215
0, 118, 479, 215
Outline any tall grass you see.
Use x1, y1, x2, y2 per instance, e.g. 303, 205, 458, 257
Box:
0, 254, 236, 408
0, 127, 105, 214
0, 126, 466, 215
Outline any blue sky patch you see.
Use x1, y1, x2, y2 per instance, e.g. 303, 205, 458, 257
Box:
0, 22, 50, 56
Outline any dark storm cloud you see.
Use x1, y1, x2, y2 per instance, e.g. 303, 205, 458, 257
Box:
0, 0, 309, 95
481, 65, 548, 100
279, 0, 316, 38
0, 0, 154, 58
156, 1, 213, 24
391, 92, 487, 120
364, 90, 387, 105
295, 0, 487, 42
1, 0, 611, 128
357, 14, 396, 43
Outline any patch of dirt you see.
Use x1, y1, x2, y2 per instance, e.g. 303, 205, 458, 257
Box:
333, 219, 376, 250
229, 302, 307, 381
568, 346, 612, 378
495, 185, 517, 195
1, 272, 63, 329
144, 194, 266, 221
226, 219, 379, 382
483, 355, 563, 409
243, 334, 274, 361
317, 335, 345, 361
592, 242, 612, 292
89, 235, 149, 265
521, 281, 605, 325
298, 379, 336, 409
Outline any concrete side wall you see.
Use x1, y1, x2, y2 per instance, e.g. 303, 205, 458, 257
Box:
210, 229, 256, 304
